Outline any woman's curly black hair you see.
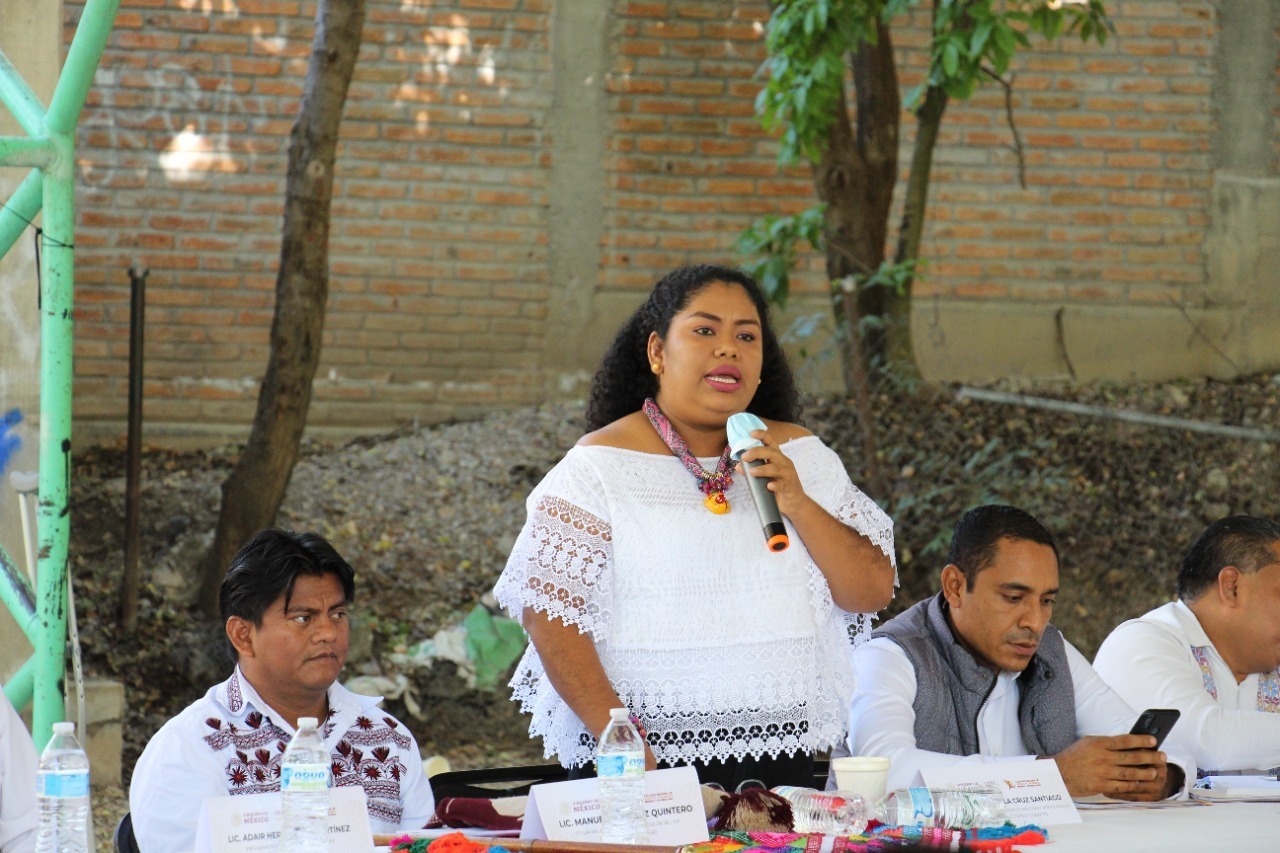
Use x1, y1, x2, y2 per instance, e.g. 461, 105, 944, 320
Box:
584, 263, 801, 431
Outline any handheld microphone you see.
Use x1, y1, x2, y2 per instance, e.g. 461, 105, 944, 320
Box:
727, 412, 790, 552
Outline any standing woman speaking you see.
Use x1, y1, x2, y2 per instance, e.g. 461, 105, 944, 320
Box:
494, 264, 896, 790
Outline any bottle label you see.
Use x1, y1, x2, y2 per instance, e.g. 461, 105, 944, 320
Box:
281, 763, 331, 792
596, 752, 645, 779
906, 787, 935, 822
38, 769, 90, 798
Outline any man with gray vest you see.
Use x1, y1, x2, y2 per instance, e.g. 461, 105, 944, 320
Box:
847, 505, 1189, 800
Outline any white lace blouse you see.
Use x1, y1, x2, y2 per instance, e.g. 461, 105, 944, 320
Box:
493, 435, 896, 768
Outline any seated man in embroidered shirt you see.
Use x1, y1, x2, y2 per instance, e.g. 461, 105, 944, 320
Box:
1094, 515, 1280, 774
848, 505, 1190, 800
130, 528, 434, 853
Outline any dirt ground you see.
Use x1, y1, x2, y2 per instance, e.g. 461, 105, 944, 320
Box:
71, 374, 1280, 841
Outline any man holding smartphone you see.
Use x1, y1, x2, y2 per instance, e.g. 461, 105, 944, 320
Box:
1095, 515, 1280, 774
848, 505, 1191, 799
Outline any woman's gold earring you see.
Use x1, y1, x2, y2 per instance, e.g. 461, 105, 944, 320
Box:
651, 362, 661, 374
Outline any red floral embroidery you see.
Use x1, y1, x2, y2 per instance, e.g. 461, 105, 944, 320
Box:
203, 677, 409, 822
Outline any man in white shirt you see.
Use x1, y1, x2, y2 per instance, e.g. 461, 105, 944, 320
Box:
0, 690, 36, 853
849, 505, 1189, 799
130, 529, 434, 853
1094, 515, 1280, 774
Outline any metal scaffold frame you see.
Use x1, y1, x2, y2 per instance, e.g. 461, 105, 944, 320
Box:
0, 0, 120, 750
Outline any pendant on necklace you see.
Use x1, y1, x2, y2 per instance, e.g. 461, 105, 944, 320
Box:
704, 491, 730, 514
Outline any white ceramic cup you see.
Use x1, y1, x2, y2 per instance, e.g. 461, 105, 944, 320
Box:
831, 756, 891, 803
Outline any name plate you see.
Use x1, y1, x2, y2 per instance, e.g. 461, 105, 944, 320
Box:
194, 787, 375, 853
521, 766, 709, 845
921, 758, 1081, 826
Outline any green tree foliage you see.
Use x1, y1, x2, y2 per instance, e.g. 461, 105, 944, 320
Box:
740, 0, 1111, 384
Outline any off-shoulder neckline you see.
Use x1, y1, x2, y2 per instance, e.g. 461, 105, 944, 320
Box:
570, 433, 819, 460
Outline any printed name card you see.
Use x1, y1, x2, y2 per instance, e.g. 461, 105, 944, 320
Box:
194, 786, 375, 853
921, 758, 1081, 826
521, 766, 709, 844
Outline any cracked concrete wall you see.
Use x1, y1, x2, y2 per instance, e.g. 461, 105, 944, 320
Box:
543, 3, 611, 398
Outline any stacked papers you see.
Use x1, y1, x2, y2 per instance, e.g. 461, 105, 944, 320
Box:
1190, 775, 1280, 802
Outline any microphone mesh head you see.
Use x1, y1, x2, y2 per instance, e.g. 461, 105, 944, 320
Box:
727, 412, 766, 459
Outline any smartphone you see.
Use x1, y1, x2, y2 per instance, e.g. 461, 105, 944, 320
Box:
1129, 708, 1181, 748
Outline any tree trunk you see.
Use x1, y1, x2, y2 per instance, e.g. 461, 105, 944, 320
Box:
198, 0, 366, 617
888, 85, 948, 380
814, 23, 900, 376
807, 23, 899, 499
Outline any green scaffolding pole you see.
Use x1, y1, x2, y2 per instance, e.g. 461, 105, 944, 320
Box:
0, 0, 120, 751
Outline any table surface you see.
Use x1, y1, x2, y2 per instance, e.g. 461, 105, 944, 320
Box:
377, 802, 1280, 853
1016, 800, 1280, 852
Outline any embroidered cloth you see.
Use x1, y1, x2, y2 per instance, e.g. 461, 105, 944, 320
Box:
390, 829, 1046, 853
129, 666, 434, 853
1192, 646, 1280, 713
391, 832, 496, 853
683, 826, 1047, 852
493, 437, 896, 768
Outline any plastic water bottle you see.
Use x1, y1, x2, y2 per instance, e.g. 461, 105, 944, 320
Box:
280, 717, 330, 851
596, 708, 648, 844
882, 786, 1007, 829
35, 721, 91, 853
773, 786, 872, 835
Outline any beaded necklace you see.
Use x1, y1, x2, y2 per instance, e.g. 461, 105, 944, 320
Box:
642, 397, 733, 514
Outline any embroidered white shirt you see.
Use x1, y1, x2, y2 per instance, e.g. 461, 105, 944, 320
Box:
129, 666, 434, 853
494, 437, 896, 768
849, 636, 1195, 793
0, 691, 36, 853
1094, 599, 1280, 774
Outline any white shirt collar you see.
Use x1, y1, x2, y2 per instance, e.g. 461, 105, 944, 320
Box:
1168, 599, 1215, 648
216, 665, 383, 736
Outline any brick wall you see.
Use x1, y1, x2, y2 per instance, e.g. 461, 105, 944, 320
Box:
918, 3, 1216, 306
64, 0, 1264, 439
71, 0, 554, 436
602, 2, 818, 294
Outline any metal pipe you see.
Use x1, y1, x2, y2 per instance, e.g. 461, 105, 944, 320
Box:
0, 136, 55, 169
122, 266, 147, 630
955, 387, 1280, 443
0, 542, 36, 645
0, 49, 48, 137
0, 0, 120, 749
11, 470, 39, 584
32, 128, 75, 749
66, 561, 87, 767
0, 168, 43, 260
1, 656, 35, 710
44, 0, 123, 136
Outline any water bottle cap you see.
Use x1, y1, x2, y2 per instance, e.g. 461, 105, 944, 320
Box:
297, 716, 319, 730
608, 708, 629, 721
52, 721, 75, 735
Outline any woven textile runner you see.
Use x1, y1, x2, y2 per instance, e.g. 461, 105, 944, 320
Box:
390, 827, 1049, 853
683, 826, 1048, 853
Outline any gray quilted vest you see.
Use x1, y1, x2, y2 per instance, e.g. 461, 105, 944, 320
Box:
873, 593, 1077, 757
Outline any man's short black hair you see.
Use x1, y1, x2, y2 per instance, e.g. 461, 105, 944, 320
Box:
1177, 515, 1280, 601
947, 505, 1059, 590
219, 528, 356, 631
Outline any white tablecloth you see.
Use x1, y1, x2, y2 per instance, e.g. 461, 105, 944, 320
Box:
1017, 801, 1279, 851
